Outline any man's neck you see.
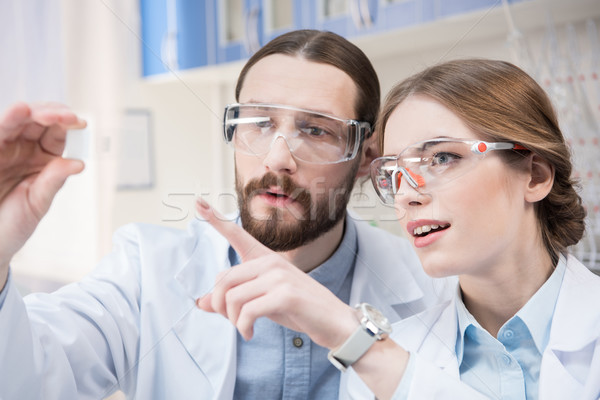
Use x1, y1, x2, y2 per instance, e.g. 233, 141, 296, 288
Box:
279, 217, 346, 273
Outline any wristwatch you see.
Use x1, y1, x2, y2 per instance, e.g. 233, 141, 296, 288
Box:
327, 303, 392, 372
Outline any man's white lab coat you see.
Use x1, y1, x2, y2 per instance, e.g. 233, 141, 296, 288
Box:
0, 216, 444, 400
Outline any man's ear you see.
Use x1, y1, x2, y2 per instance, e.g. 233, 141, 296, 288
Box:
355, 134, 380, 178
524, 154, 554, 203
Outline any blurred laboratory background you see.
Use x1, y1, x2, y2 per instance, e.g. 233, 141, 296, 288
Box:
2, 0, 599, 296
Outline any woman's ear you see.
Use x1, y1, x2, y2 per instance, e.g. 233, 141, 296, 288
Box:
355, 134, 380, 178
524, 154, 554, 203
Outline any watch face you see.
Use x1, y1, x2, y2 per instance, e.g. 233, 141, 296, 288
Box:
362, 303, 392, 332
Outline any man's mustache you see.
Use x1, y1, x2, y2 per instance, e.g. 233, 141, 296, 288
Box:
243, 172, 312, 210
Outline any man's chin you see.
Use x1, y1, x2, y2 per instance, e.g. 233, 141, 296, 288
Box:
241, 218, 308, 252
248, 202, 307, 223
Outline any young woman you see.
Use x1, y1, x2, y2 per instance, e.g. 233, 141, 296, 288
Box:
346, 58, 600, 399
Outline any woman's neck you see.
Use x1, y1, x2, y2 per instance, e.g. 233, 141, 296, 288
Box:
458, 247, 554, 337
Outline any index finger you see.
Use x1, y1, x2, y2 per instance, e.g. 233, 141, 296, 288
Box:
30, 102, 87, 129
0, 102, 33, 141
0, 102, 86, 142
195, 198, 270, 261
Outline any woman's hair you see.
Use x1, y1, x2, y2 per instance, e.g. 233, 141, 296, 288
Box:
235, 29, 380, 129
378, 58, 586, 264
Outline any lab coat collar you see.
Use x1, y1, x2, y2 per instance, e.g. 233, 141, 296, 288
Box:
392, 296, 461, 376
546, 254, 600, 352
419, 299, 461, 374
173, 219, 238, 400
539, 255, 600, 398
349, 215, 428, 321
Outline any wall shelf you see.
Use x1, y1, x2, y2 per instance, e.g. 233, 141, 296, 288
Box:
141, 0, 599, 86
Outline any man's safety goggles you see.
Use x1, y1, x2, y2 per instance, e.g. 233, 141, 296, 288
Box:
223, 103, 372, 164
370, 138, 528, 205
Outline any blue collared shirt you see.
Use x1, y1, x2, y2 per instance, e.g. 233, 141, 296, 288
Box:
232, 216, 358, 400
0, 269, 10, 306
455, 257, 566, 399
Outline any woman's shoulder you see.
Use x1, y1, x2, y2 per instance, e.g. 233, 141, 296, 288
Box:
564, 254, 600, 290
552, 254, 600, 342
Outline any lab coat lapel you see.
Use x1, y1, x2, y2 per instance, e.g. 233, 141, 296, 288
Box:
539, 255, 600, 399
172, 222, 238, 400
350, 219, 427, 321
414, 299, 460, 376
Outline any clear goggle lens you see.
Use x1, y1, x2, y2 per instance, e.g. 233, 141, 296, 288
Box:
370, 138, 527, 204
223, 103, 371, 164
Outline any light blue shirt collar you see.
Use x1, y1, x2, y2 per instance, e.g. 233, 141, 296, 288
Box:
308, 215, 357, 291
455, 254, 567, 364
515, 255, 566, 354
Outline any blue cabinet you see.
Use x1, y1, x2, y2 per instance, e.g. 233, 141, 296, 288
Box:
141, 0, 530, 76
140, 0, 210, 76
305, 0, 377, 38
377, 0, 436, 32
262, 0, 306, 44
209, 0, 306, 64
209, 0, 262, 64
437, 0, 510, 18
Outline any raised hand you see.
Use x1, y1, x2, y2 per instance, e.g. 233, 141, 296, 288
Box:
194, 198, 358, 349
0, 102, 86, 285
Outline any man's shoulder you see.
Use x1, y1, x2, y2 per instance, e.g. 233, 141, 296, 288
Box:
110, 218, 229, 259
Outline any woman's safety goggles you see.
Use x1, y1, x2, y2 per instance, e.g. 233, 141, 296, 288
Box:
370, 138, 528, 205
223, 103, 372, 164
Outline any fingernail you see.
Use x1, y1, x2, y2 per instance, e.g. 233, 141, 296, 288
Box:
196, 197, 210, 211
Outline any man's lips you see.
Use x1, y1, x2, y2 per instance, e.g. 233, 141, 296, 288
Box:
265, 186, 290, 197
256, 187, 296, 207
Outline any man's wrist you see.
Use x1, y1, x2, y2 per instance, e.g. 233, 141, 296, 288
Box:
327, 305, 361, 351
328, 303, 392, 372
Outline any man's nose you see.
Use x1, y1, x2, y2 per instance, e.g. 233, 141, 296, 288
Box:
262, 134, 298, 174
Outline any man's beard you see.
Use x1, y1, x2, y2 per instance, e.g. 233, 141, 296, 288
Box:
235, 161, 360, 252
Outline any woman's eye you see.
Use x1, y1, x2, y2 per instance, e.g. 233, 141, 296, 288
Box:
431, 152, 461, 166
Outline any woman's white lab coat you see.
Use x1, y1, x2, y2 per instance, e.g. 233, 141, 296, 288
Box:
348, 254, 600, 399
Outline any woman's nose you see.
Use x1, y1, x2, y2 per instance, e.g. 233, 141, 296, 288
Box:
394, 173, 430, 210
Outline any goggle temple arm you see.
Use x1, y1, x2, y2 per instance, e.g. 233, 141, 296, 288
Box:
471, 141, 528, 155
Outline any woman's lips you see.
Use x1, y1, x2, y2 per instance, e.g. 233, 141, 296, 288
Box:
406, 219, 451, 248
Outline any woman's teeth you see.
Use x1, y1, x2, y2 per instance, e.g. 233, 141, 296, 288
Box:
413, 224, 449, 236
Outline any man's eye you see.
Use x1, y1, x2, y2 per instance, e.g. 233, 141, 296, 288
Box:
300, 126, 327, 137
255, 119, 273, 129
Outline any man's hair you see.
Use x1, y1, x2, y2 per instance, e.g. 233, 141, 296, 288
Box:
235, 29, 380, 128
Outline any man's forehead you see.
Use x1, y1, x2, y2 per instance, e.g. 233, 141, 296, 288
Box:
238, 54, 358, 119
241, 98, 338, 117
